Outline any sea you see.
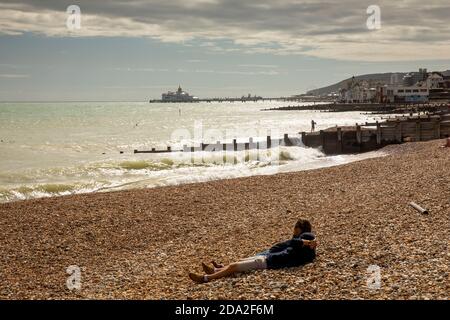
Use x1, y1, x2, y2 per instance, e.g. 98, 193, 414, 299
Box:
0, 101, 385, 202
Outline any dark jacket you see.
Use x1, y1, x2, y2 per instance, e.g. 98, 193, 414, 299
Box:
265, 232, 316, 269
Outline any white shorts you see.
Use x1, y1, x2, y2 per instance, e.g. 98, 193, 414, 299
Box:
234, 256, 267, 272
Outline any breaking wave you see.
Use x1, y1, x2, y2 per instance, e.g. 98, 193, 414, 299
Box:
0, 145, 330, 202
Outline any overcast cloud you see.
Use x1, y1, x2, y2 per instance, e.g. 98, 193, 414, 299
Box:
1, 0, 449, 61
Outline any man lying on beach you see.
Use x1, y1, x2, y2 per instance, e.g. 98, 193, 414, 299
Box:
189, 219, 317, 283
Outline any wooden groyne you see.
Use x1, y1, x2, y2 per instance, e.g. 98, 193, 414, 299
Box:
133, 112, 450, 156
262, 102, 450, 114
134, 134, 297, 154
302, 113, 450, 154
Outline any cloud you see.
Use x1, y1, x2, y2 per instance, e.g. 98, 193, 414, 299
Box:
0, 73, 30, 78
190, 68, 282, 75
0, 0, 449, 61
239, 64, 279, 68
110, 67, 170, 72
218, 70, 280, 75
187, 59, 206, 63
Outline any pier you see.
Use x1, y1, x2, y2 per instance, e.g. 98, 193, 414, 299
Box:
149, 97, 328, 103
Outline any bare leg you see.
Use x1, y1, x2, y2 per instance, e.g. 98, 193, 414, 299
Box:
189, 258, 265, 283
210, 256, 262, 274
201, 262, 217, 274
205, 263, 239, 281
189, 264, 230, 283
189, 263, 237, 283
211, 256, 255, 272
211, 260, 224, 268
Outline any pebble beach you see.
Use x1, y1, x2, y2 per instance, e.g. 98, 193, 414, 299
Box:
0, 139, 448, 300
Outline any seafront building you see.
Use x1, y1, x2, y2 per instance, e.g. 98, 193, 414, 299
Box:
161, 86, 199, 102
338, 69, 450, 103
380, 85, 429, 103
402, 68, 428, 86
380, 71, 450, 103
428, 71, 450, 101
338, 77, 377, 103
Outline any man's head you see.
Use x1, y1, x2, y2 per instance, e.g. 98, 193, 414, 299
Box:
293, 219, 312, 237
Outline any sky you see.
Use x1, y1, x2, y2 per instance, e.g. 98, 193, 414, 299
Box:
0, 0, 449, 101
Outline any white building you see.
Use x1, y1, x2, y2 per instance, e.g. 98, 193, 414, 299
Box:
339, 78, 376, 103
162, 86, 198, 102
383, 85, 429, 103
426, 72, 444, 89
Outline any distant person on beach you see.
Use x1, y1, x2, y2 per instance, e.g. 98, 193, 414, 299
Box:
311, 120, 317, 132
189, 219, 317, 284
